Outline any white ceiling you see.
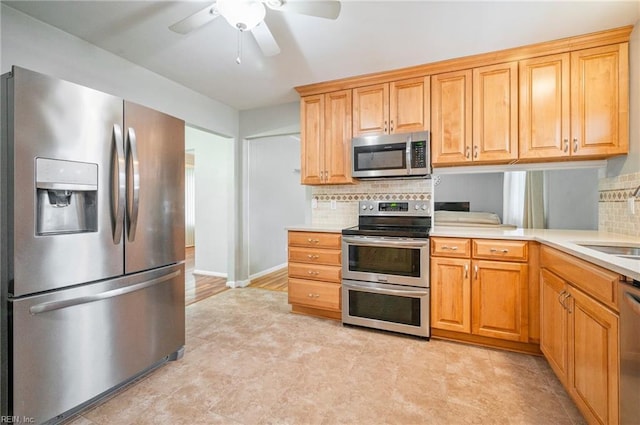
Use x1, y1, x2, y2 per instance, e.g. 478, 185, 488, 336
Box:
4, 1, 639, 111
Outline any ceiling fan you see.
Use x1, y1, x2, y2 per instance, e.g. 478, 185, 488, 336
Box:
169, 0, 341, 63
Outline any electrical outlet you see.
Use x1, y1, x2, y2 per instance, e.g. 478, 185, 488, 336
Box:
330, 200, 337, 210
629, 198, 635, 215
312, 198, 318, 209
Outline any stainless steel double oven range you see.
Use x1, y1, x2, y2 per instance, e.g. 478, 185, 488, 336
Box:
341, 200, 431, 338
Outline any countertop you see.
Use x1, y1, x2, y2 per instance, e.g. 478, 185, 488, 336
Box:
431, 226, 640, 281
286, 224, 353, 233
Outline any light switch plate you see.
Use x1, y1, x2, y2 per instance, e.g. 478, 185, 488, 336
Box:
330, 200, 337, 210
628, 198, 635, 215
312, 198, 318, 209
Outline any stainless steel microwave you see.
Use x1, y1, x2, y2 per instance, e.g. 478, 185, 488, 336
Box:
351, 131, 430, 178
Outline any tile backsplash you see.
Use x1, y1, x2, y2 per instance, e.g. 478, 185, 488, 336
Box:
311, 179, 433, 228
599, 171, 640, 237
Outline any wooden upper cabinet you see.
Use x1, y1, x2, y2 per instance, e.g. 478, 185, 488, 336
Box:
324, 90, 353, 184
300, 95, 324, 185
519, 54, 570, 159
571, 43, 629, 157
473, 62, 519, 163
353, 77, 429, 137
352, 84, 388, 136
300, 90, 353, 185
520, 44, 629, 160
431, 70, 472, 165
390, 77, 430, 134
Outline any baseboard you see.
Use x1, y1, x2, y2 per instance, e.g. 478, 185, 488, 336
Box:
249, 263, 287, 280
193, 269, 227, 278
226, 280, 250, 288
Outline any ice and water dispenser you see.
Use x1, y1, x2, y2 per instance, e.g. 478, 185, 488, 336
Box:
36, 158, 98, 235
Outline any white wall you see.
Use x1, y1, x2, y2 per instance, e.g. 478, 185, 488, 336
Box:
248, 135, 306, 276
544, 169, 599, 230
0, 4, 239, 139
433, 173, 505, 220
185, 126, 232, 276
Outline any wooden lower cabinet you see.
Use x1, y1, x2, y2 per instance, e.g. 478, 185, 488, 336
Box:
430, 237, 536, 352
430, 257, 471, 333
472, 260, 528, 342
540, 247, 620, 425
287, 230, 342, 320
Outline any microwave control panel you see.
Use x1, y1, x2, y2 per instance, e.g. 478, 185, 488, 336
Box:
411, 141, 427, 169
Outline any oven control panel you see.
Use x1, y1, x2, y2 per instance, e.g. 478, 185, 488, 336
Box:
359, 199, 432, 217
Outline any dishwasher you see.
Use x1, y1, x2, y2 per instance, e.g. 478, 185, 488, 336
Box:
619, 277, 640, 424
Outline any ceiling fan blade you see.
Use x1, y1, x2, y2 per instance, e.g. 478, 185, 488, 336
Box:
169, 3, 220, 34
268, 0, 341, 20
251, 22, 281, 56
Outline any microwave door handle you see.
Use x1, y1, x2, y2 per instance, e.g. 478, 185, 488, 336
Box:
343, 282, 428, 297
342, 237, 428, 248
406, 142, 411, 175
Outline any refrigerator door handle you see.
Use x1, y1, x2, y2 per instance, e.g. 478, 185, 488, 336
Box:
112, 124, 126, 244
126, 127, 141, 241
29, 270, 180, 315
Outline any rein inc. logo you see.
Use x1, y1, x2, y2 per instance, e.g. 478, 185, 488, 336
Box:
1, 417, 35, 424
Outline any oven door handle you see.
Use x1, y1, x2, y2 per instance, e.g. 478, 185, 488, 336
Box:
342, 236, 428, 248
343, 282, 429, 297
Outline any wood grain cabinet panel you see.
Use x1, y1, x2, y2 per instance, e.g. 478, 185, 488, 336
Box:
353, 77, 429, 137
571, 43, 629, 158
473, 239, 528, 262
471, 260, 528, 342
300, 90, 352, 185
431, 237, 471, 258
540, 246, 621, 425
520, 44, 629, 161
287, 231, 342, 319
519, 54, 570, 159
431, 70, 473, 165
430, 257, 471, 333
472, 62, 519, 163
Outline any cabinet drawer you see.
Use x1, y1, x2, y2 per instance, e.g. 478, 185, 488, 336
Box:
288, 247, 341, 266
288, 278, 341, 311
540, 246, 620, 310
473, 239, 528, 262
431, 237, 471, 258
288, 262, 341, 283
288, 231, 341, 249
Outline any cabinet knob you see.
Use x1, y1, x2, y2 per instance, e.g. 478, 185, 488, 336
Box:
307, 270, 320, 275
573, 138, 578, 153
384, 120, 388, 133
390, 120, 394, 132
489, 248, 509, 253
442, 246, 458, 251
473, 146, 478, 159
307, 254, 319, 260
307, 238, 320, 244
563, 139, 569, 153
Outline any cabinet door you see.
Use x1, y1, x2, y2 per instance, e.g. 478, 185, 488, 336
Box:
539, 269, 568, 385
571, 43, 629, 157
471, 260, 528, 341
430, 257, 471, 333
300, 95, 324, 184
431, 70, 472, 165
352, 84, 389, 136
519, 54, 570, 159
389, 76, 430, 134
324, 90, 353, 184
473, 62, 518, 163
567, 286, 619, 425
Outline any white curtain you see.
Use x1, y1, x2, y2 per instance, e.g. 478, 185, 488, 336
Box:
503, 171, 526, 228
523, 171, 545, 228
185, 153, 195, 247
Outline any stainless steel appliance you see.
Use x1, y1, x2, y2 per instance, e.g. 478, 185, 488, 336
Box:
1, 66, 186, 424
341, 200, 431, 338
351, 131, 430, 179
619, 277, 640, 424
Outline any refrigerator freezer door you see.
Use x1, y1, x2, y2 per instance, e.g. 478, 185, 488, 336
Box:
7, 67, 124, 296
10, 263, 185, 423
123, 101, 185, 274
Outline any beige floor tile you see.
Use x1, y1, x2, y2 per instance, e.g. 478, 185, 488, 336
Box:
69, 288, 583, 425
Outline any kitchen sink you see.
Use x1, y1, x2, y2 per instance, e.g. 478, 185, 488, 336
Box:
577, 244, 640, 259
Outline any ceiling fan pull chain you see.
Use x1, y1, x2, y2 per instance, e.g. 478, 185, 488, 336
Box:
236, 29, 243, 65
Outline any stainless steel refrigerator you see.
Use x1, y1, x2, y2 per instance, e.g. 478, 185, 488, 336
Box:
0, 66, 186, 424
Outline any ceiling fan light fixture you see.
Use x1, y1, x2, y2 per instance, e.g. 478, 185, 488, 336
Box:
217, 0, 266, 31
